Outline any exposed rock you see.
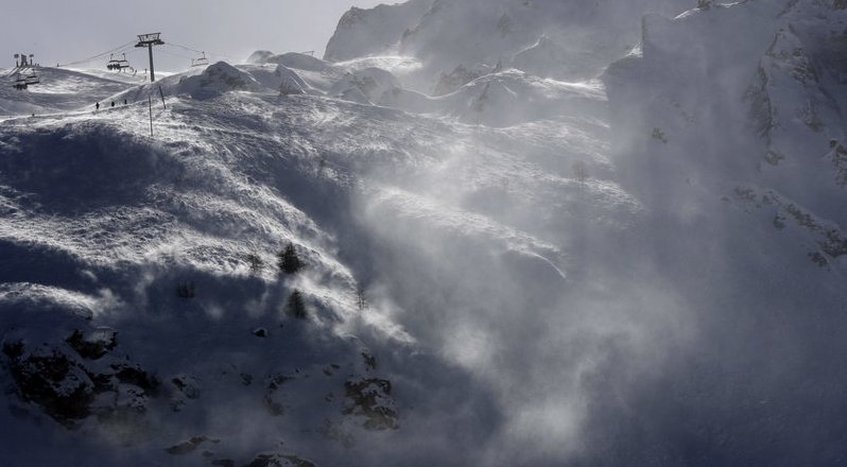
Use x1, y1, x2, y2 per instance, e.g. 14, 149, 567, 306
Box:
343, 378, 398, 430
65, 328, 117, 360
324, 0, 435, 62
733, 186, 847, 264
170, 374, 200, 411
360, 352, 377, 371
111, 362, 160, 395
433, 64, 489, 96
165, 435, 218, 455
264, 373, 294, 417
242, 452, 316, 467
4, 345, 94, 427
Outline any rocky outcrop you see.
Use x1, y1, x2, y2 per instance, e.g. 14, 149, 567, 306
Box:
243, 452, 316, 467
432, 64, 490, 96
177, 62, 262, 100
732, 186, 847, 267
324, 0, 436, 62
343, 378, 398, 431
2, 331, 158, 428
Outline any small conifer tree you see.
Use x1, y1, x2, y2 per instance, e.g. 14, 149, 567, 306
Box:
246, 254, 264, 274
286, 289, 307, 319
277, 242, 303, 275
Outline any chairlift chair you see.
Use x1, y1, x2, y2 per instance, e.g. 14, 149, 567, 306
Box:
12, 73, 27, 90
117, 53, 131, 71
191, 52, 209, 68
107, 54, 121, 71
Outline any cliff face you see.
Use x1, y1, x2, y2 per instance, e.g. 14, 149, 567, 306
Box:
325, 0, 690, 85
323, 0, 436, 62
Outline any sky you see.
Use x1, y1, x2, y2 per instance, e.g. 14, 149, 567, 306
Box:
2, 0, 389, 71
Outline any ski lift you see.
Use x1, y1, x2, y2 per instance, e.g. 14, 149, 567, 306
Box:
12, 73, 27, 90
25, 73, 40, 85
190, 51, 209, 68
107, 54, 122, 71
117, 53, 131, 71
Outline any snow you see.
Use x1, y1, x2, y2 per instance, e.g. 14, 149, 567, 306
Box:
323, 0, 436, 62
2, 56, 618, 463
2, 0, 847, 465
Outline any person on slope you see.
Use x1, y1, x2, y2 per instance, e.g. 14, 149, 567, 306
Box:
95, 102, 100, 111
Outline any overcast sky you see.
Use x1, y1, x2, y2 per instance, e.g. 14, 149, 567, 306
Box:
4, 0, 388, 70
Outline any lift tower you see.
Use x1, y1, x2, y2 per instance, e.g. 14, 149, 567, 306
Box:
135, 33, 164, 82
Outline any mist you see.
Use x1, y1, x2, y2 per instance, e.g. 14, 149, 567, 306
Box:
2, 0, 847, 465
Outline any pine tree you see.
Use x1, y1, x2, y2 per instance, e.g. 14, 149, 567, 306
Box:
277, 242, 303, 275
286, 289, 307, 319
246, 253, 264, 274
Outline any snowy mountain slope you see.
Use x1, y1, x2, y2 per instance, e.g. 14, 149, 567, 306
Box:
2, 0, 847, 465
748, 2, 847, 225
325, 0, 692, 89
235, 51, 610, 128
0, 54, 638, 465
0, 67, 133, 116
603, 0, 847, 245
583, 2, 847, 463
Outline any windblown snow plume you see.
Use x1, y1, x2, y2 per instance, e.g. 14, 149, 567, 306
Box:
2, 1, 847, 466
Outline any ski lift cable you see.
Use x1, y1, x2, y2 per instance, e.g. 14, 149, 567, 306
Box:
59, 42, 135, 68
167, 42, 233, 61
157, 49, 195, 60
57, 40, 137, 68
166, 42, 203, 54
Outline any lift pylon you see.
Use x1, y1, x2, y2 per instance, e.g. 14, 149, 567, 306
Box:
135, 32, 164, 82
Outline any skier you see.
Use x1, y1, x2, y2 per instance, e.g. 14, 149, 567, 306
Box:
123, 99, 128, 105
95, 102, 100, 111
111, 101, 115, 108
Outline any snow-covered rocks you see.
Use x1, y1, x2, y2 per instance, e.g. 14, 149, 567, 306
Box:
326, 0, 689, 87
249, 50, 334, 73
244, 63, 309, 96
176, 61, 261, 100
246, 50, 276, 65
511, 35, 591, 81
3, 325, 158, 430
432, 63, 492, 96
323, 0, 435, 62
441, 69, 607, 127
330, 67, 400, 104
